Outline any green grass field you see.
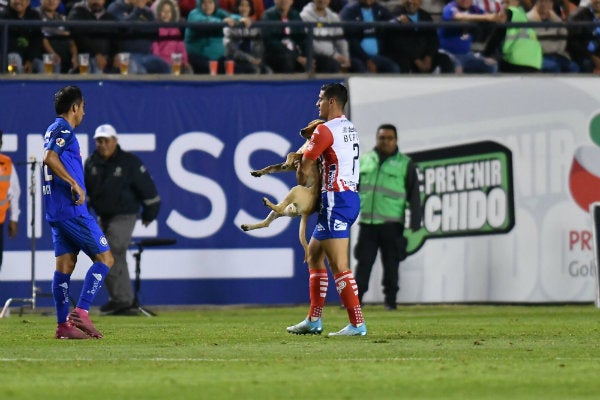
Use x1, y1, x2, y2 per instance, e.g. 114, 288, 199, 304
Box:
1, 304, 600, 399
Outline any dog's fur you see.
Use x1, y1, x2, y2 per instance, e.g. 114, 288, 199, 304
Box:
249, 119, 324, 177
241, 119, 324, 261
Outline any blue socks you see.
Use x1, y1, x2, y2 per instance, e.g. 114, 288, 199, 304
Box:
52, 271, 71, 324
77, 262, 110, 311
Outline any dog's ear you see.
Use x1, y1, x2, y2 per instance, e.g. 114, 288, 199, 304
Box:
299, 119, 325, 139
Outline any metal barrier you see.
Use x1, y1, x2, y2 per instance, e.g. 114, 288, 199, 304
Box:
1, 19, 599, 75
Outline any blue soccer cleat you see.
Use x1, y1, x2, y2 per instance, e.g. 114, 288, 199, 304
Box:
286, 318, 323, 335
327, 323, 367, 337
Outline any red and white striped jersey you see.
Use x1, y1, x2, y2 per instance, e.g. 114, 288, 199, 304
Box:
303, 115, 360, 192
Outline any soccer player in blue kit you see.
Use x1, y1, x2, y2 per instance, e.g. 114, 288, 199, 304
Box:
43, 86, 115, 339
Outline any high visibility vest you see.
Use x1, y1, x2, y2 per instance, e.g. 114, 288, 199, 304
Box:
503, 6, 542, 69
0, 154, 13, 224
359, 150, 410, 224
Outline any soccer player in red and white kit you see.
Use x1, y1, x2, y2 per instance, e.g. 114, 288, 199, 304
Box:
287, 83, 366, 336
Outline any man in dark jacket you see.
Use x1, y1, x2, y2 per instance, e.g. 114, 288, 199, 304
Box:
353, 124, 422, 310
0, 0, 43, 73
261, 0, 310, 73
84, 124, 161, 315
67, 0, 118, 73
107, 0, 171, 73
339, 0, 400, 73
384, 0, 455, 73
566, 0, 600, 73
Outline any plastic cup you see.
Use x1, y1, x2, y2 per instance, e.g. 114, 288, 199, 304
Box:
209, 60, 218, 75
78, 53, 89, 75
225, 60, 234, 75
118, 52, 130, 75
171, 53, 182, 76
7, 53, 18, 74
43, 53, 53, 74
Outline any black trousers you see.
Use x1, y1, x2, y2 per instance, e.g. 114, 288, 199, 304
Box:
354, 223, 406, 306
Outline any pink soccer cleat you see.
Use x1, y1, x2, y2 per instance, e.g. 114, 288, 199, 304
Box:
55, 322, 91, 340
67, 307, 103, 339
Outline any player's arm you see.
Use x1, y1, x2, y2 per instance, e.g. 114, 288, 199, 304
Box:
297, 125, 333, 187
297, 157, 318, 187
43, 149, 85, 205
131, 156, 161, 226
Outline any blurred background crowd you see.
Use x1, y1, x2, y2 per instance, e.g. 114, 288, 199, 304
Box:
0, 0, 598, 75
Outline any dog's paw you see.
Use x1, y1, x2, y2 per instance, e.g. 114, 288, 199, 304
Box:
262, 197, 269, 206
250, 170, 263, 177
240, 224, 249, 231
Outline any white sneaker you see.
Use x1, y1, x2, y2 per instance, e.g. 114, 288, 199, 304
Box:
328, 323, 367, 337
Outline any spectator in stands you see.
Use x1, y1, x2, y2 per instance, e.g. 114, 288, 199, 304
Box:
300, 0, 366, 73
0, 0, 44, 73
384, 0, 455, 73
68, 0, 117, 73
340, 0, 400, 73
108, 0, 172, 74
294, 0, 346, 13
482, 0, 542, 72
185, 0, 243, 74
30, 0, 66, 14
527, 0, 579, 72
262, 0, 311, 73
223, 0, 272, 73
473, 0, 501, 12
567, 0, 600, 73
471, 0, 501, 45
438, 0, 499, 73
151, 0, 193, 73
220, 0, 263, 19
36, 0, 78, 73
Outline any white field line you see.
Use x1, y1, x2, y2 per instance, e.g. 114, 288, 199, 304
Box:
0, 357, 442, 362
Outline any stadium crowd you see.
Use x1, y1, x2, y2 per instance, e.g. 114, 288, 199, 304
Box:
0, 0, 599, 74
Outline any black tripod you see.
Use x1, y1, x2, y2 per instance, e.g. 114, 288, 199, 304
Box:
131, 238, 176, 317
0, 158, 50, 318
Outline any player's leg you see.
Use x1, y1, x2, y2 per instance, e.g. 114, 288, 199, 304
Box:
61, 215, 113, 338
319, 191, 366, 337
321, 237, 366, 336
286, 237, 327, 335
286, 193, 329, 335
50, 223, 89, 339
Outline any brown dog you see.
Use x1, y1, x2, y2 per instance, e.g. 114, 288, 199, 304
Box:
250, 119, 324, 177
241, 119, 324, 261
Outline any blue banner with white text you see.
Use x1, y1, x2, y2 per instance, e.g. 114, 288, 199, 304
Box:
0, 79, 339, 306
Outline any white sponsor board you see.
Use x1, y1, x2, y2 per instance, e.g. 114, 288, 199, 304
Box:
349, 76, 600, 303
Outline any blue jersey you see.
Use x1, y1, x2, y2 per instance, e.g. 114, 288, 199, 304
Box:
438, 2, 484, 55
43, 117, 89, 222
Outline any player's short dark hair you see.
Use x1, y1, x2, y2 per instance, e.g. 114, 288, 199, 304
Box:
377, 123, 397, 139
321, 83, 348, 108
54, 86, 83, 115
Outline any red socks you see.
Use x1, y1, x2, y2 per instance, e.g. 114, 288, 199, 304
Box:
334, 270, 364, 326
308, 269, 328, 320
308, 269, 365, 327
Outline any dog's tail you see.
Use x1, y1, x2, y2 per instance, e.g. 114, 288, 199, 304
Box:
299, 213, 309, 263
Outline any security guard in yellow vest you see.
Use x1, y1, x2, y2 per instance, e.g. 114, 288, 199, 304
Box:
353, 124, 422, 310
482, 0, 542, 72
0, 130, 21, 270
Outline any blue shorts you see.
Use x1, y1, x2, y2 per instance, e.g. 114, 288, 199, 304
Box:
312, 191, 360, 240
49, 214, 110, 258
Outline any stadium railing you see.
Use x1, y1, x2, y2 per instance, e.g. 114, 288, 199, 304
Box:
1, 19, 599, 76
